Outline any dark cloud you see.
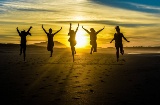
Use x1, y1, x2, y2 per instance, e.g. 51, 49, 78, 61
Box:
44, 20, 157, 28
0, 4, 3, 6
16, 8, 58, 12
92, 0, 160, 14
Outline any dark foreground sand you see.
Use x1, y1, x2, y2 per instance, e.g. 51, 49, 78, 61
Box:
0, 45, 160, 105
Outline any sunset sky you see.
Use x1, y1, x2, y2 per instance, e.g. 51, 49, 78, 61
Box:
0, 0, 160, 47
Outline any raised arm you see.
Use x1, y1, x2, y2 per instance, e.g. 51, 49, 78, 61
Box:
16, 27, 21, 35
75, 23, 79, 33
68, 23, 72, 36
122, 35, 130, 42
96, 26, 105, 34
110, 38, 115, 43
110, 33, 115, 43
42, 25, 48, 34
27, 26, 32, 34
82, 26, 90, 34
53, 27, 62, 35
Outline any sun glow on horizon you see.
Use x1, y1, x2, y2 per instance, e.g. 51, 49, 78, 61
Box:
74, 16, 85, 21
76, 30, 88, 48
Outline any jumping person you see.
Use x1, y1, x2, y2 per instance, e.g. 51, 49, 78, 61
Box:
110, 26, 130, 62
17, 26, 32, 61
68, 23, 79, 62
42, 25, 62, 57
82, 26, 105, 54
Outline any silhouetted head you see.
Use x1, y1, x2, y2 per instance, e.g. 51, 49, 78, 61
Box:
115, 26, 120, 33
90, 28, 95, 33
49, 28, 52, 34
70, 30, 75, 34
21, 30, 25, 34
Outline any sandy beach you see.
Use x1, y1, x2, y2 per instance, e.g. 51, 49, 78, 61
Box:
0, 45, 160, 105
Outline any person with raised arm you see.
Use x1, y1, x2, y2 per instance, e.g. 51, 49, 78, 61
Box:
42, 25, 62, 57
17, 26, 32, 61
110, 26, 130, 62
68, 23, 79, 62
82, 26, 105, 54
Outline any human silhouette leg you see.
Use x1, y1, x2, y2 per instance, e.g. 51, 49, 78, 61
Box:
50, 51, 52, 57
93, 42, 97, 52
93, 46, 97, 52
90, 46, 93, 54
20, 46, 22, 55
116, 47, 119, 62
120, 45, 124, 55
74, 47, 76, 54
23, 47, 26, 61
50, 48, 53, 57
71, 46, 75, 62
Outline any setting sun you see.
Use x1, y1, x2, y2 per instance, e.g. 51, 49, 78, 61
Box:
76, 30, 88, 48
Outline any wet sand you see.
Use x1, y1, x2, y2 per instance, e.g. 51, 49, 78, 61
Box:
0, 46, 160, 105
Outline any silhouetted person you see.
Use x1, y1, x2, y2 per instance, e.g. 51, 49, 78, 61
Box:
17, 26, 32, 61
42, 25, 62, 57
68, 23, 79, 62
110, 26, 130, 62
82, 26, 105, 54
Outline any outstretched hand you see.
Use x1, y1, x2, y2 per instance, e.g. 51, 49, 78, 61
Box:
42, 24, 44, 28
127, 41, 130, 42
16, 27, 18, 29
70, 23, 72, 26
78, 23, 79, 27
60, 27, 62, 29
30, 26, 32, 28
103, 26, 105, 29
82, 26, 83, 28
29, 33, 32, 36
